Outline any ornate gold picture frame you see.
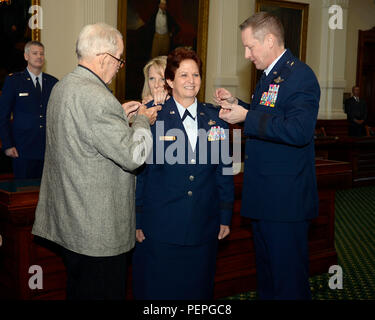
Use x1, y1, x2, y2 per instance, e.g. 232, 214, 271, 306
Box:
116, 0, 209, 102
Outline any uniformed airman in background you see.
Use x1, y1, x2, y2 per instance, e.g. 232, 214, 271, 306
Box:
0, 41, 58, 179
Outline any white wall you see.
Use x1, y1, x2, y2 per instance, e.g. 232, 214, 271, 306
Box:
42, 0, 118, 80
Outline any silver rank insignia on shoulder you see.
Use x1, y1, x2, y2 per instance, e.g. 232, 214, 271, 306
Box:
274, 76, 284, 84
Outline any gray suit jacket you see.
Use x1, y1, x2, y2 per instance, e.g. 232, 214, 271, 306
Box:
32, 66, 151, 257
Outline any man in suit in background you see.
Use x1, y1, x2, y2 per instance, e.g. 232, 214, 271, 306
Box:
146, 0, 180, 58
345, 86, 367, 137
214, 12, 320, 299
0, 41, 58, 179
32, 23, 160, 300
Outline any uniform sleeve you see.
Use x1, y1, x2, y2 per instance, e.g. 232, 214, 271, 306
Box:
243, 68, 320, 147
92, 104, 152, 172
238, 99, 250, 110
135, 165, 148, 229
216, 119, 234, 226
0, 76, 16, 151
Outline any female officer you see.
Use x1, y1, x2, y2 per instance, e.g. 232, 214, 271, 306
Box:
132, 47, 234, 300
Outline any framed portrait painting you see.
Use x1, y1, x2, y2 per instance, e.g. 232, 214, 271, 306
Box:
251, 0, 309, 94
116, 0, 209, 102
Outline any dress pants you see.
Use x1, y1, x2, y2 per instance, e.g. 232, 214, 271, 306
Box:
60, 247, 128, 300
151, 33, 170, 58
132, 238, 218, 300
12, 158, 44, 179
251, 219, 311, 300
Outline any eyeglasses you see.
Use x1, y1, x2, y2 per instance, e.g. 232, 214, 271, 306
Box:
96, 52, 125, 68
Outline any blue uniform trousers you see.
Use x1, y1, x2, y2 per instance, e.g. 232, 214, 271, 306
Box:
132, 238, 218, 300
12, 158, 44, 179
251, 219, 311, 300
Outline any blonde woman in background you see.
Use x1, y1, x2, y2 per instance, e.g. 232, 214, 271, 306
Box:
141, 55, 169, 105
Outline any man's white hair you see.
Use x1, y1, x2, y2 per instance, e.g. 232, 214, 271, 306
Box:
76, 23, 123, 60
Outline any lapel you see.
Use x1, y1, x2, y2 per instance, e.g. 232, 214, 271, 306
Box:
196, 103, 211, 132
24, 69, 44, 102
42, 76, 49, 101
265, 49, 293, 85
251, 49, 293, 109
23, 69, 36, 95
161, 97, 186, 133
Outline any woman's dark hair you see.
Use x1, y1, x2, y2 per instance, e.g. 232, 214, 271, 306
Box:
164, 47, 202, 94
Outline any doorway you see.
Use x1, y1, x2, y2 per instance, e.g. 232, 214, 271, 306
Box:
357, 27, 375, 126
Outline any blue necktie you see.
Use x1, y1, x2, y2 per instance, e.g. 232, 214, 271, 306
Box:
35, 77, 42, 101
181, 109, 195, 122
259, 71, 267, 88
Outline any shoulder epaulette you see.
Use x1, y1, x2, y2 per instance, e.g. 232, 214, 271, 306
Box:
285, 60, 297, 70
204, 103, 218, 110
8, 71, 23, 77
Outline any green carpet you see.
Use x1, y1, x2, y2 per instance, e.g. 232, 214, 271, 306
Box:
226, 186, 375, 300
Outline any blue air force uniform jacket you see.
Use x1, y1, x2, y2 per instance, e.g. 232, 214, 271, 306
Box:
239, 49, 320, 222
136, 98, 234, 246
0, 69, 58, 159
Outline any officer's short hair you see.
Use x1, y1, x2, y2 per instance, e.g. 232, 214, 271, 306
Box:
76, 23, 123, 60
24, 41, 44, 54
240, 12, 285, 46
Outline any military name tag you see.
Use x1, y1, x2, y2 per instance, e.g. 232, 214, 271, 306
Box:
160, 136, 176, 141
260, 84, 280, 108
19, 93, 29, 97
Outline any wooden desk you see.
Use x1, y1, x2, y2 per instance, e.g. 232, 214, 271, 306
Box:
0, 179, 66, 299
315, 136, 375, 187
0, 159, 352, 299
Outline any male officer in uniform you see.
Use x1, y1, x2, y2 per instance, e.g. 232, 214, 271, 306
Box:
214, 12, 320, 299
0, 41, 58, 179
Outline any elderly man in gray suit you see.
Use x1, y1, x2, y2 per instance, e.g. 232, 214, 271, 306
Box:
32, 23, 160, 300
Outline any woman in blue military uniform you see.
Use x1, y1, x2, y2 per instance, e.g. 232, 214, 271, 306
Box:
132, 47, 234, 300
